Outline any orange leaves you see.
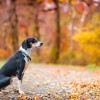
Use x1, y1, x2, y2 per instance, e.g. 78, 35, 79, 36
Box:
34, 0, 53, 3
34, 0, 42, 3
71, 93, 79, 99
34, 0, 76, 4
20, 27, 27, 33
75, 2, 86, 14
59, 0, 67, 3
33, 96, 42, 100
17, 94, 31, 100
0, 49, 6, 58
0, 65, 100, 100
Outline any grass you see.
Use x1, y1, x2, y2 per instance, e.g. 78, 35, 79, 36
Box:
0, 60, 100, 71
0, 60, 6, 68
86, 63, 100, 70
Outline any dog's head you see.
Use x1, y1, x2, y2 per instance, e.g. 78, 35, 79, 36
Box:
22, 38, 43, 50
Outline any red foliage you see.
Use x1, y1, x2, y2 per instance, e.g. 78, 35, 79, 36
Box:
74, 2, 86, 14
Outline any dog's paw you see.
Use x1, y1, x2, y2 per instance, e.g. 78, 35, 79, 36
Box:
19, 90, 25, 95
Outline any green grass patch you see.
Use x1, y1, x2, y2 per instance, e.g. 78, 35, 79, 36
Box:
0, 60, 6, 68
86, 64, 100, 70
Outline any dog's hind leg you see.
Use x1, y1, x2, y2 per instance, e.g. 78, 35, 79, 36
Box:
0, 75, 11, 89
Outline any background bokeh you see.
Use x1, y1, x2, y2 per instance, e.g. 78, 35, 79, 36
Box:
0, 0, 100, 66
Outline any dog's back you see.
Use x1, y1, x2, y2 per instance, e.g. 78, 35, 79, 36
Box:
0, 51, 24, 77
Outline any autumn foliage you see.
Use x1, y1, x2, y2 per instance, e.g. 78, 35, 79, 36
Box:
0, 0, 100, 66
74, 26, 100, 65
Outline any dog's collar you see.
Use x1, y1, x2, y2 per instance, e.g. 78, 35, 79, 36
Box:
20, 50, 31, 61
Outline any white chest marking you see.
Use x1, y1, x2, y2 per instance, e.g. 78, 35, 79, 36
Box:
19, 46, 32, 74
24, 56, 29, 64
23, 56, 29, 74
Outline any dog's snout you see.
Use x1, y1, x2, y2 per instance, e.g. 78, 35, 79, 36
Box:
40, 42, 43, 46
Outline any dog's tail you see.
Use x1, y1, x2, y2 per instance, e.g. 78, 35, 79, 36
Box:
0, 75, 11, 89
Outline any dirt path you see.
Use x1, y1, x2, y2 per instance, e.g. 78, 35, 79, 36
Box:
0, 64, 100, 100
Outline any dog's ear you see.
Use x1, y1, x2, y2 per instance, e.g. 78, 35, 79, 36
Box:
22, 40, 28, 50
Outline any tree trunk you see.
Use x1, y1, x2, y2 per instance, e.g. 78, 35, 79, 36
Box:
32, 1, 40, 39
52, 0, 60, 63
70, 11, 74, 50
7, 0, 18, 52
34, 8, 40, 40
68, 0, 74, 50
33, 2, 40, 56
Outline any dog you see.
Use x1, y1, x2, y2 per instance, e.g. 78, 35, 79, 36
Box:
0, 37, 43, 94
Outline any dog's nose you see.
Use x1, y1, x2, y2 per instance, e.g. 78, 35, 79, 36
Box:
40, 42, 43, 46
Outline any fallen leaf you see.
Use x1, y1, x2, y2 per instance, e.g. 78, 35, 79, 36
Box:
71, 93, 79, 99
17, 94, 31, 100
33, 96, 42, 100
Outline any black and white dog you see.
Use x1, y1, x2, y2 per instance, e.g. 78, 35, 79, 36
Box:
0, 38, 43, 94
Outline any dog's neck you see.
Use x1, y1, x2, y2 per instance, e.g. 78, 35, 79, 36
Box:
19, 46, 32, 57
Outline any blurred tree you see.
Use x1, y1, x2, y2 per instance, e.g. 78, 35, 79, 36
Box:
73, 0, 100, 65
7, 0, 18, 52
68, 0, 75, 50
52, 0, 61, 63
42, 0, 61, 63
74, 26, 100, 65
0, 0, 99, 65
33, 1, 41, 39
33, 1, 42, 55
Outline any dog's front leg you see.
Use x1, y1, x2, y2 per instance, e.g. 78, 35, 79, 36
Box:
17, 59, 25, 94
18, 80, 24, 94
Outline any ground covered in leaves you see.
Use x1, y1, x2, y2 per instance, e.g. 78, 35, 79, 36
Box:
0, 64, 100, 100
